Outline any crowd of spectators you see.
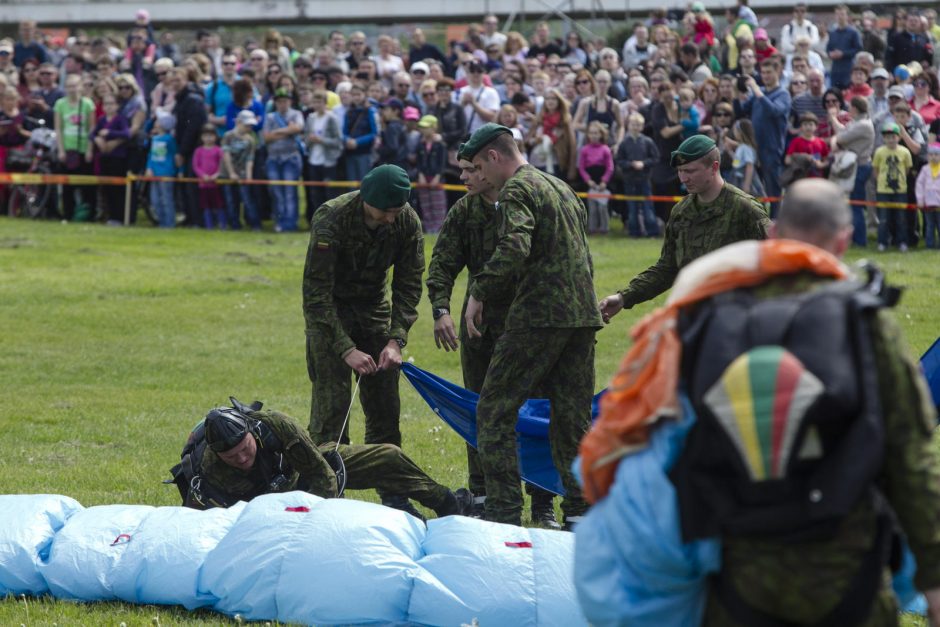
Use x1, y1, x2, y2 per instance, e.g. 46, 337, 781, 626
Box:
0, 5, 939, 247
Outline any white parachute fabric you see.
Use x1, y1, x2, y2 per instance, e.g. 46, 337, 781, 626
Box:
0, 492, 585, 626
200, 491, 427, 624
409, 516, 587, 627
0, 494, 83, 596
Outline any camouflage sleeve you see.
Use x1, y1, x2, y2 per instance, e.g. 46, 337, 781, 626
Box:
263, 410, 339, 499
302, 221, 356, 358
390, 210, 425, 343
469, 182, 534, 302
426, 201, 467, 310
744, 197, 772, 239
617, 218, 679, 309
873, 312, 940, 590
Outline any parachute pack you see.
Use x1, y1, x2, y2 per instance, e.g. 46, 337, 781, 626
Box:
669, 263, 902, 626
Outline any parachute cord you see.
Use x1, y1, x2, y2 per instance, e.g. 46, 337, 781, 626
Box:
335, 376, 361, 453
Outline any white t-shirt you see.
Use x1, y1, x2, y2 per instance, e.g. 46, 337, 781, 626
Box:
458, 84, 501, 133
308, 112, 330, 166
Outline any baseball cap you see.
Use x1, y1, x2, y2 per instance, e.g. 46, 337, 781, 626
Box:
381, 97, 404, 110
403, 106, 420, 121
692, 1, 705, 12
273, 88, 292, 100
135, 8, 150, 21
410, 61, 430, 75
894, 65, 910, 81
887, 86, 906, 99
466, 60, 485, 73
870, 68, 889, 80
928, 142, 940, 154
417, 114, 438, 128
236, 110, 258, 126
881, 122, 900, 135
0, 41, 12, 55
754, 28, 769, 41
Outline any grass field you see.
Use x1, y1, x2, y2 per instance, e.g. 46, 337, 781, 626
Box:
1, 216, 937, 625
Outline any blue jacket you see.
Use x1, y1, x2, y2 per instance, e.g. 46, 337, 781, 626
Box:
741, 85, 791, 165
826, 26, 862, 89
343, 105, 378, 155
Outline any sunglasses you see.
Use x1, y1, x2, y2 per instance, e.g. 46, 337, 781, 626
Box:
222, 61, 237, 66
791, 80, 807, 85
914, 80, 929, 87
40, 71, 54, 76
412, 69, 426, 74
713, 112, 732, 117
421, 92, 435, 97
250, 56, 265, 61
350, 41, 365, 45
576, 79, 591, 85
825, 98, 839, 104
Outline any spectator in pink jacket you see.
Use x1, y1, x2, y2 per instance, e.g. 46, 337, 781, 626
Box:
915, 142, 940, 249
193, 123, 226, 229
578, 120, 614, 234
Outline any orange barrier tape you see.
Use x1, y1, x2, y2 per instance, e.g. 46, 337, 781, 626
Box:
0, 172, 926, 211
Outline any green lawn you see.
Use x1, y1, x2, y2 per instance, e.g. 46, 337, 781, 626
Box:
0, 216, 937, 625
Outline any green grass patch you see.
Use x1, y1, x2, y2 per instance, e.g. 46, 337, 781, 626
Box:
1, 216, 938, 624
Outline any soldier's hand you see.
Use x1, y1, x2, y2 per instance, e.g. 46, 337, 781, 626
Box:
465, 296, 484, 339
599, 293, 624, 324
377, 341, 403, 370
434, 314, 459, 351
344, 349, 378, 375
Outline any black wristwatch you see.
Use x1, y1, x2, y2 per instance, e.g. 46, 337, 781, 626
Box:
432, 307, 450, 320
393, 337, 406, 349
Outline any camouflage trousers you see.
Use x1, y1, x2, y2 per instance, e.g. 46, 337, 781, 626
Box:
475, 327, 595, 525
306, 333, 401, 448
323, 442, 453, 514
461, 320, 557, 514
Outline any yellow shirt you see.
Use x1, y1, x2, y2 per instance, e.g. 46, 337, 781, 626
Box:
872, 145, 913, 194
931, 162, 940, 178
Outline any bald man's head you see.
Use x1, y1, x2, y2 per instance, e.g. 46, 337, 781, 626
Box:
774, 179, 852, 256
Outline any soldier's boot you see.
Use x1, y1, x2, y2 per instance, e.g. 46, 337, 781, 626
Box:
562, 515, 584, 532
434, 488, 475, 518
469, 494, 487, 519
382, 494, 426, 522
530, 493, 561, 530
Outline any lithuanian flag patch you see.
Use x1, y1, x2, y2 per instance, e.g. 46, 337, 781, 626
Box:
315, 241, 331, 251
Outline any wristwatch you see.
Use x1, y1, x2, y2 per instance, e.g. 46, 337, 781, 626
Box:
393, 337, 406, 349
432, 307, 450, 320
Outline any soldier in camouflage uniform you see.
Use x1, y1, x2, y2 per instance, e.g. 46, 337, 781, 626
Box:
693, 181, 940, 625
426, 157, 560, 528
302, 165, 424, 513
460, 124, 603, 528
599, 135, 771, 322
199, 406, 473, 519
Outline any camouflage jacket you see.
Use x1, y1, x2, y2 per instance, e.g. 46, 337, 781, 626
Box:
468, 165, 603, 330
426, 193, 514, 333
200, 410, 340, 502
717, 274, 940, 620
619, 183, 770, 309
302, 191, 424, 357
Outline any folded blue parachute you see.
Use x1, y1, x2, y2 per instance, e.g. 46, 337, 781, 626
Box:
0, 492, 587, 626
921, 336, 940, 415
401, 362, 604, 495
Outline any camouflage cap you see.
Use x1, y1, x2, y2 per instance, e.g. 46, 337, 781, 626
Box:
457, 123, 512, 161
360, 164, 412, 210
670, 134, 717, 167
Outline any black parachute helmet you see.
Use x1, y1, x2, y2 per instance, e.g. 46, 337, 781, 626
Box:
204, 407, 250, 453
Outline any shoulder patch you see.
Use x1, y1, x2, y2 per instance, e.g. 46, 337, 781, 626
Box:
315, 241, 331, 252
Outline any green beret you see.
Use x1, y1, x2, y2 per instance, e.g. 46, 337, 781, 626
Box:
360, 165, 412, 210
670, 134, 718, 167
458, 123, 512, 161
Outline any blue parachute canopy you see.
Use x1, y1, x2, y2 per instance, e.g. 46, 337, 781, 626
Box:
401, 363, 603, 495
920, 336, 940, 414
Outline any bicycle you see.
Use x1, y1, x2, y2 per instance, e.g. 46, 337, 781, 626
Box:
6, 117, 57, 219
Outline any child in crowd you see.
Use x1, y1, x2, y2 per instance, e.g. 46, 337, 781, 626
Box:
677, 87, 700, 139
872, 122, 914, 252
615, 112, 659, 237
145, 112, 177, 228
578, 121, 614, 234
729, 118, 766, 199
193, 123, 226, 229
415, 115, 447, 233
526, 88, 574, 180
89, 92, 130, 225
304, 89, 342, 221
915, 142, 940, 249
343, 82, 377, 181
785, 112, 829, 178
403, 106, 422, 180
222, 110, 260, 230
376, 97, 408, 169
688, 2, 716, 47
